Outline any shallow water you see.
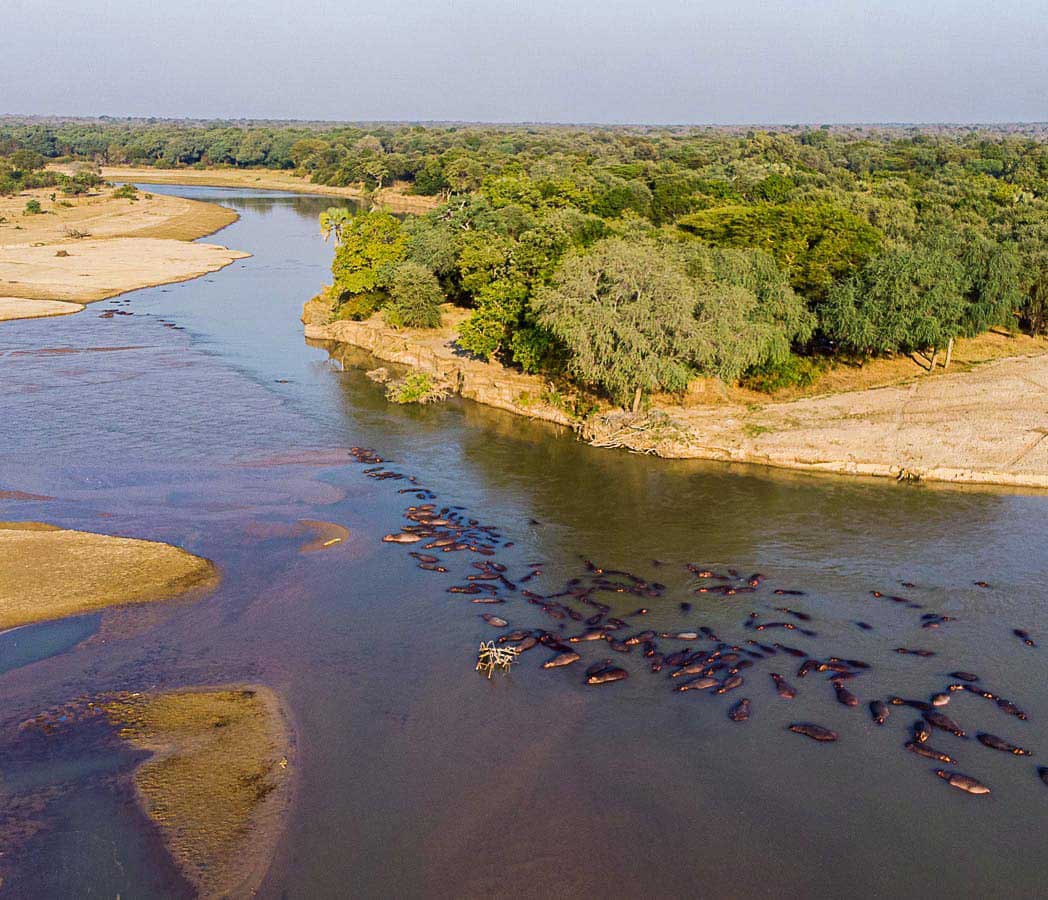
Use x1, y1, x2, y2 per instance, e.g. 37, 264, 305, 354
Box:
1, 186, 1046, 898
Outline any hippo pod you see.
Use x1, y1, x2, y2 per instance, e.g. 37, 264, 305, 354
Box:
935, 769, 990, 795
789, 723, 838, 742
977, 732, 1033, 756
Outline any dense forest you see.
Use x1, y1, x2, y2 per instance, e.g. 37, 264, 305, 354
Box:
3, 118, 1045, 405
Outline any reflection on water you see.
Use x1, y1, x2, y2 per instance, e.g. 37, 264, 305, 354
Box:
1, 186, 1047, 898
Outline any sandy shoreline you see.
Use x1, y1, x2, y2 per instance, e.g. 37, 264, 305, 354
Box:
305, 300, 1048, 490
0, 184, 247, 322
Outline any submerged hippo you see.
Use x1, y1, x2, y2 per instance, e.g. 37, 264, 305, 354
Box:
869, 700, 889, 725
675, 676, 718, 692
481, 614, 508, 627
587, 667, 628, 686
906, 741, 955, 764
935, 769, 990, 795
728, 698, 751, 722
542, 650, 581, 668
715, 675, 744, 695
789, 723, 838, 742
834, 682, 859, 708
977, 732, 1032, 756
771, 673, 797, 699
923, 710, 966, 738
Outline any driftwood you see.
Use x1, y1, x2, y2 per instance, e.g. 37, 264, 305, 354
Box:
476, 641, 520, 678
579, 410, 689, 454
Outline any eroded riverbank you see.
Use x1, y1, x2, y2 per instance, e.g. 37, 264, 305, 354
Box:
305, 298, 1048, 490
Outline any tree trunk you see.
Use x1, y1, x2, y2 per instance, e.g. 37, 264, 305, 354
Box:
944, 337, 954, 370
631, 387, 642, 413
928, 347, 938, 372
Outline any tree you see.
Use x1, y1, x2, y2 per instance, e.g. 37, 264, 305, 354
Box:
330, 211, 407, 318
385, 262, 444, 328
820, 243, 969, 367
319, 207, 352, 243
678, 202, 883, 301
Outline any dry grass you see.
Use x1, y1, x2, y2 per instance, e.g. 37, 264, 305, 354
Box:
103, 686, 292, 898
0, 522, 218, 630
725, 328, 1048, 406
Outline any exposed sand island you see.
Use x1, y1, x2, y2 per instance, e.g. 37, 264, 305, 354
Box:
0, 522, 217, 630
103, 686, 293, 899
305, 298, 1048, 489
83, 164, 440, 214
0, 184, 248, 322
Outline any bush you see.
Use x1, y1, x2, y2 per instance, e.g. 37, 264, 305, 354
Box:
385, 372, 449, 404
23, 199, 42, 215
385, 262, 443, 328
112, 184, 139, 200
741, 354, 827, 393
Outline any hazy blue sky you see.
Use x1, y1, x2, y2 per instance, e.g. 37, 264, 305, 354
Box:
4, 0, 1046, 123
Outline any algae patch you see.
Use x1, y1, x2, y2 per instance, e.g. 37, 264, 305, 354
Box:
103, 687, 292, 898
0, 522, 217, 631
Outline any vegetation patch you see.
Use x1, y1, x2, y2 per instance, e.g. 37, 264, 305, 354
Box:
385, 371, 451, 404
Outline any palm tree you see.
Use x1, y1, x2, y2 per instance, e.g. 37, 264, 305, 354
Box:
319, 207, 352, 243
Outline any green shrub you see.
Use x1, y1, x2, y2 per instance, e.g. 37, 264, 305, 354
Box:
23, 199, 42, 215
385, 372, 449, 404
113, 184, 139, 200
385, 262, 443, 328
741, 354, 827, 393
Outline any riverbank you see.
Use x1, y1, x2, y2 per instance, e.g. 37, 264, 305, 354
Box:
0, 184, 247, 322
0, 522, 218, 630
103, 685, 293, 898
68, 165, 441, 215
305, 298, 1048, 489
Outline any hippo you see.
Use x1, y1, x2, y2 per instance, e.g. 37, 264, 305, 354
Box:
834, 682, 859, 708
771, 673, 797, 699
587, 667, 628, 686
481, 614, 508, 627
729, 699, 751, 722
948, 671, 980, 682
789, 723, 838, 742
542, 650, 581, 668
923, 710, 966, 738
675, 676, 718, 692
977, 733, 1032, 756
715, 675, 744, 695
906, 742, 954, 764
935, 770, 990, 795
913, 720, 931, 744
930, 693, 951, 707
869, 701, 889, 725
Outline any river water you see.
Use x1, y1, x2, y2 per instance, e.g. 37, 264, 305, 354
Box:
1, 186, 1046, 898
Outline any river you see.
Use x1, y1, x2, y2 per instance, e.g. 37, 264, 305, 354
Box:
1, 185, 1046, 898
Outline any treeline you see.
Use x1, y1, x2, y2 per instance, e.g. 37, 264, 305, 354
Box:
310, 126, 1046, 404
2, 119, 1044, 402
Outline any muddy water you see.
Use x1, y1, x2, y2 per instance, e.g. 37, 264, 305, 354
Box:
1, 186, 1046, 899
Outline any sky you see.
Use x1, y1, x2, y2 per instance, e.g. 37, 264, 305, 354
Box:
3, 0, 1046, 124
